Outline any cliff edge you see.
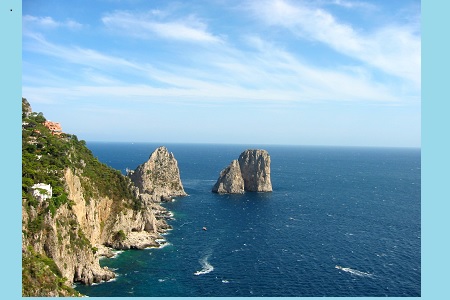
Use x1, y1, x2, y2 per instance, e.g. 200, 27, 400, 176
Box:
21, 98, 174, 296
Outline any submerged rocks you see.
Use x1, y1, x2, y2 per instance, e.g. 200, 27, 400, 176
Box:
129, 146, 187, 201
212, 149, 272, 194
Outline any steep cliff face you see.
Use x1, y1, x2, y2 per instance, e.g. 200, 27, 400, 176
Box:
212, 149, 272, 194
129, 146, 187, 201
238, 149, 272, 192
22, 166, 172, 289
212, 160, 245, 194
22, 99, 175, 296
22, 198, 115, 286
64, 168, 169, 251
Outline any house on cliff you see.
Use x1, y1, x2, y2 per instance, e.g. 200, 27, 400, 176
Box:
31, 183, 52, 202
44, 120, 63, 136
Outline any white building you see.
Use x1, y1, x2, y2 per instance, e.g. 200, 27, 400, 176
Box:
31, 183, 52, 202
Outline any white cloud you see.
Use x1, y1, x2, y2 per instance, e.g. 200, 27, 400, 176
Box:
246, 0, 421, 86
23, 2, 421, 111
101, 11, 222, 43
21, 1, 421, 147
23, 15, 83, 30
23, 32, 144, 71
327, 0, 377, 10
23, 28, 417, 108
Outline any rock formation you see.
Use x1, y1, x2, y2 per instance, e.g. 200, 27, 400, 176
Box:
22, 97, 32, 117
21, 99, 181, 296
212, 160, 244, 194
212, 149, 272, 194
238, 149, 272, 192
22, 167, 173, 289
128, 146, 187, 201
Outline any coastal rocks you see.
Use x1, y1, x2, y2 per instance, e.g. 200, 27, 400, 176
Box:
212, 149, 272, 194
212, 160, 244, 194
22, 99, 181, 294
129, 146, 187, 201
22, 167, 173, 287
106, 231, 161, 250
104, 203, 169, 250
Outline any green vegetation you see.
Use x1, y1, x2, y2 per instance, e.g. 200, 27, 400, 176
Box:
22, 97, 140, 218
115, 230, 127, 242
21, 98, 144, 296
22, 247, 81, 297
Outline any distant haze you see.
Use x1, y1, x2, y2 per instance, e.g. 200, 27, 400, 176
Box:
22, 0, 420, 148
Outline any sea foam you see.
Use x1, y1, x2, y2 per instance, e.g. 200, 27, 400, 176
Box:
194, 255, 214, 275
335, 265, 374, 278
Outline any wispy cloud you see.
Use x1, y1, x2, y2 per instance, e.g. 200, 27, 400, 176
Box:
23, 32, 145, 72
23, 31, 411, 107
327, 0, 377, 10
101, 10, 222, 43
21, 0, 421, 146
23, 2, 420, 108
23, 15, 83, 30
246, 0, 421, 86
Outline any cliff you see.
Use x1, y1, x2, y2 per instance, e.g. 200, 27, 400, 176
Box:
213, 149, 272, 194
128, 146, 187, 202
21, 98, 174, 296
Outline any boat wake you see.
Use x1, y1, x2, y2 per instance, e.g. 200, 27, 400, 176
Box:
335, 265, 374, 278
194, 255, 214, 276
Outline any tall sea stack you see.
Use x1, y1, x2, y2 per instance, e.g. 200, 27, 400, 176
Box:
212, 149, 272, 194
128, 146, 187, 201
238, 149, 272, 192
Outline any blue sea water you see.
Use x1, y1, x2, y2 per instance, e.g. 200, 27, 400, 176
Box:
75, 143, 421, 297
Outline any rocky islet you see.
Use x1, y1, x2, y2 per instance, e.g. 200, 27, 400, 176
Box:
212, 149, 273, 194
22, 98, 275, 296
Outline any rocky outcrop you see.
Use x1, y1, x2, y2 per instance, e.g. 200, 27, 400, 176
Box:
128, 146, 187, 201
22, 99, 181, 295
212, 149, 272, 194
22, 167, 173, 287
212, 160, 244, 194
238, 149, 272, 192
22, 196, 116, 286
22, 97, 32, 117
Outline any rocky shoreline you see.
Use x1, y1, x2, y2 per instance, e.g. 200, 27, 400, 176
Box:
22, 99, 277, 295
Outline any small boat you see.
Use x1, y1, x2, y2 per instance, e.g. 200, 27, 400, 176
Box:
202, 227, 207, 231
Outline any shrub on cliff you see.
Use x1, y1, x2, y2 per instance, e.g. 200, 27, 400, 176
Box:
22, 247, 81, 297
22, 103, 138, 212
21, 98, 144, 296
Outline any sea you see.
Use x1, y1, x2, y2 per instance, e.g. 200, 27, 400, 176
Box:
75, 142, 421, 297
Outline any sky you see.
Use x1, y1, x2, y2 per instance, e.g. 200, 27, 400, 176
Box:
22, 0, 421, 147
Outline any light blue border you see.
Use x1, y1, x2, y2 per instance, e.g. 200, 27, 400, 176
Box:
421, 0, 448, 300
1, 0, 22, 299
4, 0, 444, 299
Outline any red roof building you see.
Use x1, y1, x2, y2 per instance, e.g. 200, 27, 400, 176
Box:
43, 121, 63, 136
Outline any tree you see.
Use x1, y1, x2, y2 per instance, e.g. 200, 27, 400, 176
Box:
35, 112, 46, 124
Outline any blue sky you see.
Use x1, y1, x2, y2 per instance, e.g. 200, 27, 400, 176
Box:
22, 0, 421, 147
